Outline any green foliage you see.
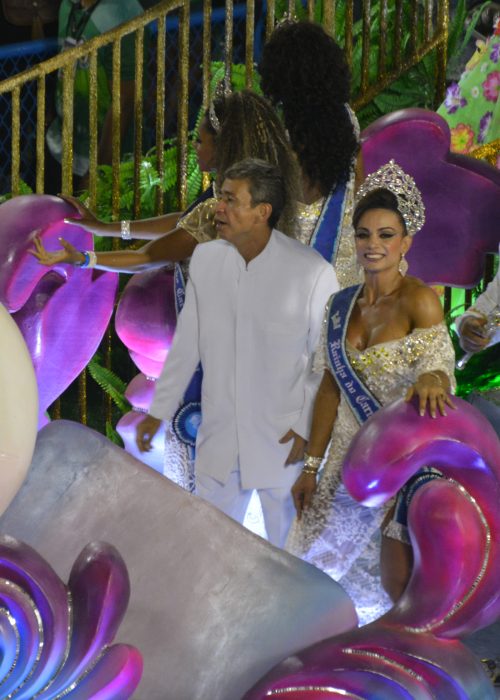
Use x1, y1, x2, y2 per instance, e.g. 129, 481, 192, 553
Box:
89, 60, 258, 223
90, 138, 203, 223
0, 180, 33, 205
356, 0, 472, 127
451, 332, 500, 397
274, 0, 474, 128
105, 420, 125, 447
87, 355, 132, 414
209, 60, 262, 95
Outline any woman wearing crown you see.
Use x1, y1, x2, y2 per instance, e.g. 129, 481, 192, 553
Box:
286, 161, 456, 624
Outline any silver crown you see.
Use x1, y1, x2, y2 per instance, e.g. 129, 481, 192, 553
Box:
355, 160, 426, 236
274, 11, 298, 29
208, 79, 232, 133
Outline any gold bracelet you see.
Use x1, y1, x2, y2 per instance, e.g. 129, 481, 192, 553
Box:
303, 453, 322, 470
302, 467, 319, 477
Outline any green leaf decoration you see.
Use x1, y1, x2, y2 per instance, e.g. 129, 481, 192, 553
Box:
87, 357, 132, 414
105, 420, 125, 447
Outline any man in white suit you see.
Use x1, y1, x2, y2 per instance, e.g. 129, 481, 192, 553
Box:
136, 158, 338, 546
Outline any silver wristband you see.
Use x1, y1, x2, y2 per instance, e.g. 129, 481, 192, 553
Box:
121, 220, 131, 240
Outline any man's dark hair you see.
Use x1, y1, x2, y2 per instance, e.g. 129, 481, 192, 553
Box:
223, 158, 286, 229
353, 188, 408, 235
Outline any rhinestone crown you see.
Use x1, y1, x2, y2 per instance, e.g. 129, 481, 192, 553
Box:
208, 79, 232, 133
355, 159, 426, 236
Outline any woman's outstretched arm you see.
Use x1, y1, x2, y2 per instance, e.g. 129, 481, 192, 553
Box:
31, 227, 198, 273
60, 194, 183, 241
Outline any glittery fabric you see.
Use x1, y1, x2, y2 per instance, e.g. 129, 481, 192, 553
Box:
287, 320, 456, 624
163, 424, 195, 493
177, 197, 218, 243
294, 180, 359, 289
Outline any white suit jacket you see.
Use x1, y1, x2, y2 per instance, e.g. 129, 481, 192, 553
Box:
150, 230, 339, 489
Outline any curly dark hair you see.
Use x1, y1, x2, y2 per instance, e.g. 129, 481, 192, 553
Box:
259, 21, 358, 197
204, 90, 300, 235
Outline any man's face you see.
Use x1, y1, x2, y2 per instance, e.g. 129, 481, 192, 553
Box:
215, 178, 264, 245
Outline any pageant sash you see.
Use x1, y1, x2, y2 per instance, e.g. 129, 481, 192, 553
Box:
310, 182, 348, 264
326, 285, 381, 425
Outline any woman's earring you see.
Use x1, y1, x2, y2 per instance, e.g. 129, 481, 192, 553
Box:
356, 259, 364, 280
399, 253, 408, 276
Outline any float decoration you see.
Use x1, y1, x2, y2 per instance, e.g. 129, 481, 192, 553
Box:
0, 536, 142, 699
245, 397, 500, 699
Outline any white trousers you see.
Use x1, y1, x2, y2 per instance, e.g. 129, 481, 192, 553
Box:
196, 463, 303, 548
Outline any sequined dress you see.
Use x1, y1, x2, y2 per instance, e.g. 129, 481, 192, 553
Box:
286, 320, 456, 624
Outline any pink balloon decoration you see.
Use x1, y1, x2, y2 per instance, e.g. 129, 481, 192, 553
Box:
245, 398, 500, 699
115, 267, 177, 377
115, 267, 178, 466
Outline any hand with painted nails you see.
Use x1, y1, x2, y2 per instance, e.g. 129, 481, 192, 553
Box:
405, 371, 456, 418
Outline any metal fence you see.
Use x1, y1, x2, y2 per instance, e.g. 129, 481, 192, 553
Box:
0, 3, 263, 197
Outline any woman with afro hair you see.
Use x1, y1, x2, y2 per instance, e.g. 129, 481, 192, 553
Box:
260, 19, 363, 288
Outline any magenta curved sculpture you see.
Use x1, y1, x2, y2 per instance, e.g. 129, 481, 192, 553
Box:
0, 194, 118, 425
245, 398, 500, 699
0, 536, 142, 698
361, 109, 500, 287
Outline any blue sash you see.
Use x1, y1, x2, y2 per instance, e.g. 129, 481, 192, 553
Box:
326, 284, 381, 425
310, 182, 348, 264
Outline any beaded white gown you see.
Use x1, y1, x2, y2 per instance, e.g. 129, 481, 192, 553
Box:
286, 320, 456, 624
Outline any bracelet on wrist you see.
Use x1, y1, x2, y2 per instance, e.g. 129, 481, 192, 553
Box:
303, 453, 322, 470
75, 250, 97, 269
121, 219, 131, 240
302, 467, 319, 477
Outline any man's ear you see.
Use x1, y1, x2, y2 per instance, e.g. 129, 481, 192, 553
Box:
258, 202, 273, 225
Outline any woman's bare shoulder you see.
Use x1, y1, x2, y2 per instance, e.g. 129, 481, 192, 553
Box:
400, 276, 444, 326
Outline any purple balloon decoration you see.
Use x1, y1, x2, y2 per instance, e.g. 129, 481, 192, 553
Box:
361, 109, 500, 287
0, 536, 142, 698
0, 194, 118, 425
115, 267, 177, 466
245, 399, 500, 699
115, 267, 177, 377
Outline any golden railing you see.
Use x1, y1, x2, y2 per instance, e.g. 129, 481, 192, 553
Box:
0, 0, 455, 428
0, 0, 452, 207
